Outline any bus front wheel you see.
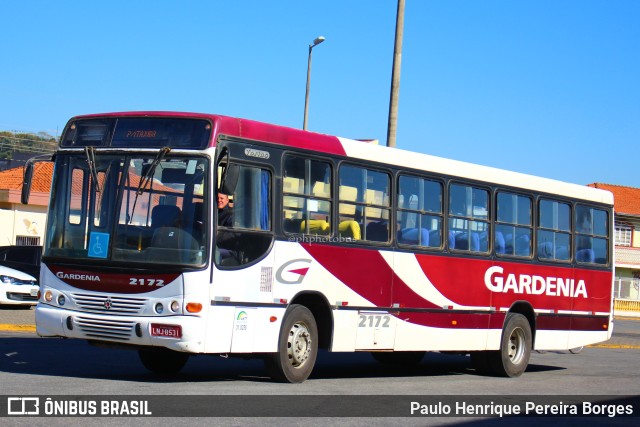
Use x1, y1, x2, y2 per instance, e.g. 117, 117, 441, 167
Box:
264, 304, 318, 383
138, 348, 189, 375
488, 312, 532, 377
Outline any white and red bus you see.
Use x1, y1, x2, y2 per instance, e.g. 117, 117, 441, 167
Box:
23, 111, 614, 382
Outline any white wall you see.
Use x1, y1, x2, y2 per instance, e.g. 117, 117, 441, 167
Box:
0, 205, 48, 246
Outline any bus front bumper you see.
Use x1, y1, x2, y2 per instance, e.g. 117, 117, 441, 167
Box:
35, 303, 206, 353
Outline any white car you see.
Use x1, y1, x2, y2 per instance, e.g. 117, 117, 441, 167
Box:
0, 265, 39, 307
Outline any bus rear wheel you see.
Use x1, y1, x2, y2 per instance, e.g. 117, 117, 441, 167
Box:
264, 304, 318, 383
138, 348, 190, 375
488, 312, 532, 377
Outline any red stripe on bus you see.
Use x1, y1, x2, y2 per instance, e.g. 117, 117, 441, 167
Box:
301, 244, 439, 309
48, 265, 180, 294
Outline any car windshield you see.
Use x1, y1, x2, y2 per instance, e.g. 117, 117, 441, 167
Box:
44, 153, 208, 267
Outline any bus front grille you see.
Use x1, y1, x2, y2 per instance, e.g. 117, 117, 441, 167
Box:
71, 293, 147, 314
75, 316, 135, 341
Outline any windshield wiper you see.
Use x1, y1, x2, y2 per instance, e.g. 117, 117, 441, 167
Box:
128, 147, 171, 224
84, 147, 101, 193
136, 147, 170, 195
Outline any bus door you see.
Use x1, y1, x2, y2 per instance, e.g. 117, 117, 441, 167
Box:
212, 143, 275, 353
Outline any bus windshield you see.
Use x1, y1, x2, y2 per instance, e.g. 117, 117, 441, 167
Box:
44, 153, 208, 266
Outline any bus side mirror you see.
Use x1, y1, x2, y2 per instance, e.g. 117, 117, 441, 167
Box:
21, 162, 35, 205
220, 164, 239, 195
21, 155, 54, 205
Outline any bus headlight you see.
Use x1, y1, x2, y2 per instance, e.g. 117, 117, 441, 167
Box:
170, 301, 180, 312
57, 295, 66, 306
44, 291, 53, 302
155, 303, 164, 314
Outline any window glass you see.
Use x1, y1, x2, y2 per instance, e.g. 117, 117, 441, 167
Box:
537, 199, 571, 262
397, 175, 443, 248
339, 165, 390, 242
47, 154, 208, 267
216, 165, 272, 267
495, 192, 532, 257
92, 171, 109, 228
539, 199, 570, 231
448, 184, 489, 253
114, 157, 207, 265
69, 168, 86, 225
615, 224, 632, 247
283, 156, 332, 235
575, 205, 609, 264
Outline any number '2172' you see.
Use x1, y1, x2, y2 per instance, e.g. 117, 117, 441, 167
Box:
358, 314, 390, 328
129, 278, 165, 287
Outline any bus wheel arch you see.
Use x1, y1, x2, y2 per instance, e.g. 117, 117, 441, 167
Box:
289, 291, 333, 350
507, 301, 536, 348
472, 302, 535, 377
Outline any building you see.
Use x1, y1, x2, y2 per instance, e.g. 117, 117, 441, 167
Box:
0, 163, 52, 246
589, 183, 640, 315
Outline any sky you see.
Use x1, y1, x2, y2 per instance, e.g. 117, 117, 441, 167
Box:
1, 1, 638, 188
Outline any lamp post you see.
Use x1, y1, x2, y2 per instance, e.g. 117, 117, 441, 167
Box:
303, 36, 326, 131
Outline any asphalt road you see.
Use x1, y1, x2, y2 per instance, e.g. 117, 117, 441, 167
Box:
1, 308, 639, 426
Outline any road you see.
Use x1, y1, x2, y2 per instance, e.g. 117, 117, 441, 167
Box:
1, 308, 639, 426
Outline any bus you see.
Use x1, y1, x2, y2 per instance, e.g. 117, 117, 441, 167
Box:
23, 111, 614, 383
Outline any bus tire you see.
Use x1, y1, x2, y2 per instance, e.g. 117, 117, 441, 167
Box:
138, 348, 189, 375
488, 313, 532, 377
264, 304, 318, 383
371, 351, 425, 366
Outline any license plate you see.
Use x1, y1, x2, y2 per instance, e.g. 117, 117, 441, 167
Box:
30, 289, 38, 297
150, 324, 182, 338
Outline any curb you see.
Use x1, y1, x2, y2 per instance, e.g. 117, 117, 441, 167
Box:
0, 324, 36, 333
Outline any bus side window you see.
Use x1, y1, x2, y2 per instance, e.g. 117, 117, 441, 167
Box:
448, 184, 489, 254
496, 192, 532, 257
216, 165, 273, 267
397, 175, 443, 248
339, 165, 390, 243
575, 205, 609, 264
283, 156, 332, 236
537, 199, 571, 262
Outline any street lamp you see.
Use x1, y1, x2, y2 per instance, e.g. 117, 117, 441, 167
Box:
303, 36, 326, 131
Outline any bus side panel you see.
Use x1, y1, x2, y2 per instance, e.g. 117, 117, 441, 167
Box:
392, 320, 500, 351
330, 309, 359, 351
232, 306, 285, 353
204, 305, 235, 353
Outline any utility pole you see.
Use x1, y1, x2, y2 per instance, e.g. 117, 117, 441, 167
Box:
386, 0, 405, 147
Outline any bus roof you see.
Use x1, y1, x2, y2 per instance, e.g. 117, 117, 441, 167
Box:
68, 111, 614, 205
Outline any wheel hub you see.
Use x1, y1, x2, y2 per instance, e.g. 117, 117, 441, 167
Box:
508, 327, 526, 365
287, 322, 312, 367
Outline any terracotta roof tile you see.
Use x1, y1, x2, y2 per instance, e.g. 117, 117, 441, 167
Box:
588, 183, 640, 216
0, 163, 53, 192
